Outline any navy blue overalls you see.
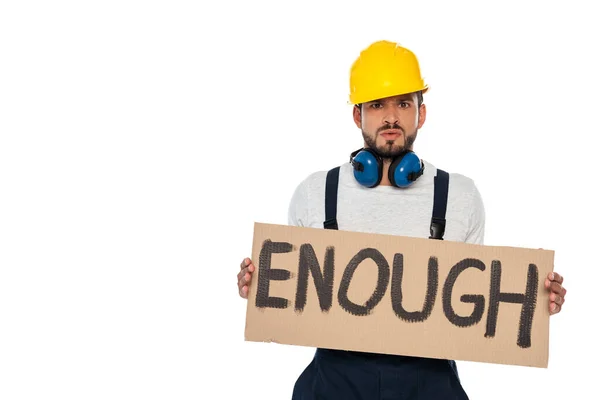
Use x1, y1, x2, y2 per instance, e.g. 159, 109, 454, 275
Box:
291, 166, 469, 400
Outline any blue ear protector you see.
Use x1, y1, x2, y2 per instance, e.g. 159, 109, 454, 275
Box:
350, 148, 424, 188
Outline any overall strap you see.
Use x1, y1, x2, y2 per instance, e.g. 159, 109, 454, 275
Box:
324, 166, 340, 230
430, 169, 449, 240
323, 165, 450, 240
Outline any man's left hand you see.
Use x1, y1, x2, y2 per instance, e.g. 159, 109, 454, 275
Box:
545, 272, 566, 315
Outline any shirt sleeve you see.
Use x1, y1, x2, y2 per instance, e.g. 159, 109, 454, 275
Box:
287, 179, 309, 227
465, 183, 486, 245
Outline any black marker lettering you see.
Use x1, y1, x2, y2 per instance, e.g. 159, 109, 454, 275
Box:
338, 248, 390, 316
255, 239, 293, 309
295, 244, 335, 313
443, 258, 486, 327
485, 260, 538, 348
391, 254, 438, 322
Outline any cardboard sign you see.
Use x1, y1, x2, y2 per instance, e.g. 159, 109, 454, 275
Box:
244, 223, 555, 368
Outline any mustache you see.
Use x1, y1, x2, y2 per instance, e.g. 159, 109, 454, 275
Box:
377, 123, 404, 134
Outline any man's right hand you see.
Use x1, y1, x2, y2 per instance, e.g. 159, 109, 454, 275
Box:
237, 257, 255, 299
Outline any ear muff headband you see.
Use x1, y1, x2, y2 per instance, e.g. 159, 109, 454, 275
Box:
350, 148, 424, 188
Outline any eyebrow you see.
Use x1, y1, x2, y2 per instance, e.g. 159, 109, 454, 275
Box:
368, 97, 414, 104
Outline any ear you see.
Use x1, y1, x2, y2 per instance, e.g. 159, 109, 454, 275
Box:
417, 103, 426, 129
353, 105, 362, 129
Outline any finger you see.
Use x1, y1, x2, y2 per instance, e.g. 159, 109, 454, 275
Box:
550, 292, 565, 306
238, 270, 252, 288
240, 258, 255, 272
237, 267, 248, 282
240, 258, 250, 270
549, 282, 563, 294
239, 285, 249, 299
547, 272, 564, 284
549, 302, 561, 315
242, 271, 252, 286
237, 264, 256, 281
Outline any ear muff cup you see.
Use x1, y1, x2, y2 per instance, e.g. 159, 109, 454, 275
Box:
388, 150, 423, 188
350, 148, 382, 188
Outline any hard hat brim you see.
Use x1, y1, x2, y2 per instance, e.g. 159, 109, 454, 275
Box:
348, 84, 429, 105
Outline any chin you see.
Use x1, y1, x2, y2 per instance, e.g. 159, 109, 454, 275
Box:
376, 145, 406, 158
380, 140, 404, 152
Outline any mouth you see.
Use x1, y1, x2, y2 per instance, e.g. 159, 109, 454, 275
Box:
379, 129, 403, 141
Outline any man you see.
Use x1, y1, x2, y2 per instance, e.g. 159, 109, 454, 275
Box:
236, 40, 567, 399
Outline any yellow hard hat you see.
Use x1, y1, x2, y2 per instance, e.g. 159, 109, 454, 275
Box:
349, 40, 428, 105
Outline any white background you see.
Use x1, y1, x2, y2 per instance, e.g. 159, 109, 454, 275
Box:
1, 0, 597, 399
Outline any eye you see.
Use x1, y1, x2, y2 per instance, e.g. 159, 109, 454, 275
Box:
369, 103, 383, 109
399, 102, 410, 108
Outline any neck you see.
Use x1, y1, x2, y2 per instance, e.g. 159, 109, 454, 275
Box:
380, 159, 393, 186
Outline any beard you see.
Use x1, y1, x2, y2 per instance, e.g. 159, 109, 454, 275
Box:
362, 123, 417, 159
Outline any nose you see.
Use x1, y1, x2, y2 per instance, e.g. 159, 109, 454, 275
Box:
383, 106, 399, 125
383, 114, 399, 125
